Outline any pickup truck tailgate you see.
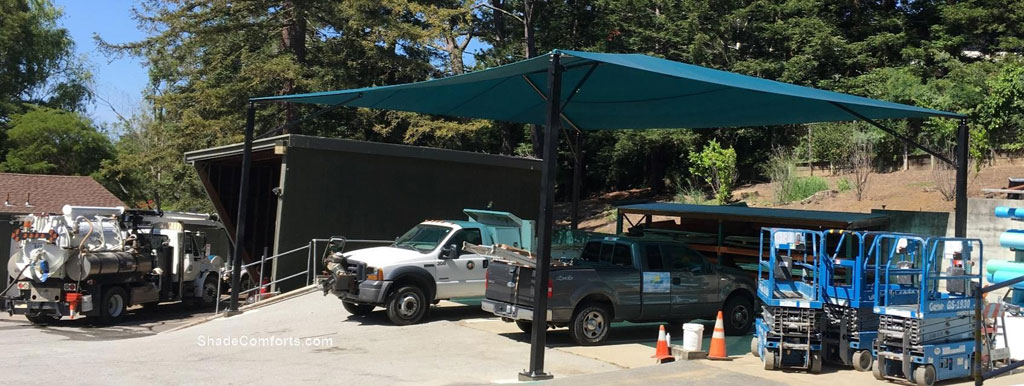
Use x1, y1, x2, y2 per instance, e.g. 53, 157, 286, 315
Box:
485, 260, 537, 308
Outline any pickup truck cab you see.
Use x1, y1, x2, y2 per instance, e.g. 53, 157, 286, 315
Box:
322, 209, 534, 325
482, 235, 757, 345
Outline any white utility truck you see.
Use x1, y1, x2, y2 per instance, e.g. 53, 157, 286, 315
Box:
2, 205, 229, 324
320, 209, 534, 325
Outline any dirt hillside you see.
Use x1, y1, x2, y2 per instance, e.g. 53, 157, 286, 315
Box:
556, 164, 1022, 234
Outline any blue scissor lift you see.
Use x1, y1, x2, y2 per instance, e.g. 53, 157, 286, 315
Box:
753, 228, 825, 373
819, 229, 880, 372
872, 235, 983, 386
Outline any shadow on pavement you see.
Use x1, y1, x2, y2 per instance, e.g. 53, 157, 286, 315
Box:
0, 301, 216, 341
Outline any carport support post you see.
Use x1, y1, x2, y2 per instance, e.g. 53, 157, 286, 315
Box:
570, 130, 582, 230
954, 119, 969, 238
521, 52, 561, 382
227, 102, 256, 314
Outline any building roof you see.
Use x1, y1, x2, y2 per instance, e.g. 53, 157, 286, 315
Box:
617, 202, 889, 229
183, 134, 541, 171
0, 173, 125, 215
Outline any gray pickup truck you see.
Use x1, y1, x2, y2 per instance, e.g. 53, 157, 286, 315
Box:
481, 236, 757, 345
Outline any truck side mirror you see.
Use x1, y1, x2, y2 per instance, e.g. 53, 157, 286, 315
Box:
443, 244, 460, 260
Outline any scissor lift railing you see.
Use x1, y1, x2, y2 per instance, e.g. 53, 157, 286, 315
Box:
754, 228, 825, 372
819, 229, 879, 371
871, 235, 984, 386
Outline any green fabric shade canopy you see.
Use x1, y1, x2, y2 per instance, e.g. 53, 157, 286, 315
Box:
241, 50, 969, 379
252, 49, 962, 130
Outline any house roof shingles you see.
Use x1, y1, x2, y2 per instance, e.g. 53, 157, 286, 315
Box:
0, 173, 125, 215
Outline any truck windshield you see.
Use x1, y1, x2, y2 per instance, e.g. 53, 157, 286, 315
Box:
394, 224, 453, 253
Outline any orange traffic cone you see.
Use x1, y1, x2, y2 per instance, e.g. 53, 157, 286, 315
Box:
708, 311, 728, 360
66, 293, 80, 320
652, 325, 675, 363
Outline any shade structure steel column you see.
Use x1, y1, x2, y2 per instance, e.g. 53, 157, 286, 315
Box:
955, 119, 969, 238
520, 53, 561, 382
227, 102, 256, 314
570, 130, 583, 230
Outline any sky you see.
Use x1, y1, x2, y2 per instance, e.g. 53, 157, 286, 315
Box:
55, 0, 149, 127
53, 1, 490, 128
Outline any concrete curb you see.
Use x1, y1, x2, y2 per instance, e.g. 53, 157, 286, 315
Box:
162, 285, 319, 334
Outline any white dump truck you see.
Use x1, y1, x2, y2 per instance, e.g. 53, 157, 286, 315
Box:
2, 205, 229, 324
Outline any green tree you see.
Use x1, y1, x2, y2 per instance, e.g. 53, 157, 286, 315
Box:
1, 106, 112, 175
0, 0, 91, 119
976, 59, 1024, 152
96, 111, 209, 211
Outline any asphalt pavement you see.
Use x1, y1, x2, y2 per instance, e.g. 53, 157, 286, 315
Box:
1, 292, 1021, 386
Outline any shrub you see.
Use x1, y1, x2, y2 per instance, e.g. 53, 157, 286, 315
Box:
688, 139, 737, 204
788, 176, 829, 202
836, 177, 852, 193
674, 185, 713, 205
763, 148, 831, 203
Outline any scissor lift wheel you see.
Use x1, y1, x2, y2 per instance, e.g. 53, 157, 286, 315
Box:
763, 350, 776, 370
913, 365, 936, 386
852, 350, 872, 371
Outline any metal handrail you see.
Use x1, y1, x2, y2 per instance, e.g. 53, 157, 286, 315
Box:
214, 237, 392, 314
974, 272, 1024, 384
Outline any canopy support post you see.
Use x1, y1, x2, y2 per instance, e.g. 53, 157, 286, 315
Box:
955, 119, 969, 237
571, 130, 583, 230
521, 52, 561, 382
227, 102, 256, 315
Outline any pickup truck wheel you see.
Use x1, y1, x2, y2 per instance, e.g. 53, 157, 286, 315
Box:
515, 320, 532, 334
722, 295, 754, 335
386, 285, 428, 325
342, 301, 375, 316
569, 304, 611, 346
98, 286, 127, 325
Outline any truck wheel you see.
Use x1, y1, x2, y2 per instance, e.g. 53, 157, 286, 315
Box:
25, 313, 60, 325
515, 320, 532, 334
810, 353, 822, 374
873, 356, 886, 380
722, 295, 754, 335
750, 336, 760, 357
342, 301, 375, 316
197, 275, 219, 308
852, 349, 873, 372
386, 285, 428, 325
569, 303, 611, 346
913, 365, 935, 386
98, 286, 128, 324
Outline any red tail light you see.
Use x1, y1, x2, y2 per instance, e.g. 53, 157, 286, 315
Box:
547, 278, 553, 298
485, 269, 489, 290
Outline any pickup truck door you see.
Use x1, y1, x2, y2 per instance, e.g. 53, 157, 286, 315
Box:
435, 228, 487, 299
639, 244, 672, 320
665, 244, 720, 319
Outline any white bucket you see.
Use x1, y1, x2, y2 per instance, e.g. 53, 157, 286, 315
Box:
682, 323, 704, 352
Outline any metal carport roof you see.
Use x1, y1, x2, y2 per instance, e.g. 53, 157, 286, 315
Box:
617, 202, 890, 230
